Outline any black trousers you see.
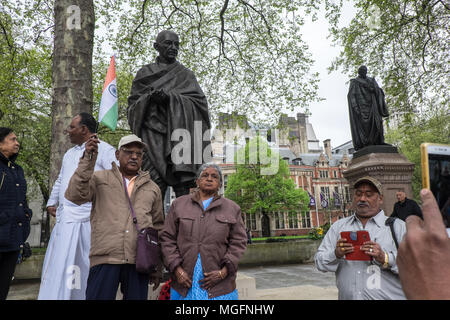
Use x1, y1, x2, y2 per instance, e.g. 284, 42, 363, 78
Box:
0, 250, 20, 300
85, 264, 149, 300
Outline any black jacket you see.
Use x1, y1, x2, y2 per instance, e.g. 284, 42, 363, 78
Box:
391, 198, 422, 221
0, 152, 32, 252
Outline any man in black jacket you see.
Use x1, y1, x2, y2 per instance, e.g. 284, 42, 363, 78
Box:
0, 127, 32, 300
391, 191, 422, 221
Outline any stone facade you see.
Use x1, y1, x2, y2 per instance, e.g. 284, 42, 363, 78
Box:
209, 112, 353, 238
343, 148, 415, 216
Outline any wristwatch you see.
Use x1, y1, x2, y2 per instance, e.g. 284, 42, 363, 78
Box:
382, 251, 389, 269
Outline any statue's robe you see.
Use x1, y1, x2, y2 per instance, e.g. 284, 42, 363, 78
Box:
347, 76, 389, 151
128, 59, 211, 188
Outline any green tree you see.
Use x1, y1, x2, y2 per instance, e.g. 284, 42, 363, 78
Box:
96, 0, 322, 126
385, 109, 450, 200
225, 137, 310, 222
0, 5, 53, 206
324, 0, 448, 119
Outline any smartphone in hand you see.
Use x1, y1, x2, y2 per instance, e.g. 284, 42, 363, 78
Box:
420, 143, 450, 212
340, 231, 371, 261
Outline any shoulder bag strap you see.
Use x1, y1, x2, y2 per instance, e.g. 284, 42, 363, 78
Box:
122, 176, 140, 232
385, 216, 399, 249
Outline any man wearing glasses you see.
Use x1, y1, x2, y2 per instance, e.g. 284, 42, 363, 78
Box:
65, 134, 164, 300
315, 176, 406, 300
38, 113, 117, 300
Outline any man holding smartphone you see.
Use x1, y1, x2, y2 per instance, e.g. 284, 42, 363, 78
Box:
315, 176, 406, 300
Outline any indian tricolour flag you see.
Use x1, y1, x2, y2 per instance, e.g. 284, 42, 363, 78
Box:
98, 55, 118, 131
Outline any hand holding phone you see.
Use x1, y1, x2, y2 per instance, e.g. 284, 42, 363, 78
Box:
339, 231, 371, 261
421, 143, 450, 213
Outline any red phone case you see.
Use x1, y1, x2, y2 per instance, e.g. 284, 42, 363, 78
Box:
340, 231, 371, 261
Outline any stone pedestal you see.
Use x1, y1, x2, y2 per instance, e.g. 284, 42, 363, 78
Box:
343, 147, 415, 215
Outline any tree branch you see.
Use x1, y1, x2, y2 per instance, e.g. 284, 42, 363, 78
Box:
0, 19, 13, 52
34, 24, 54, 44
130, 0, 149, 45
219, 0, 229, 58
237, 0, 274, 43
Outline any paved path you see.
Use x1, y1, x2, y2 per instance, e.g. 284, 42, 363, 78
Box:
7, 263, 338, 300
240, 263, 338, 300
239, 263, 336, 289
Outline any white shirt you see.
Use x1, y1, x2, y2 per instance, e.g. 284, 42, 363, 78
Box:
46, 140, 117, 222
315, 210, 407, 300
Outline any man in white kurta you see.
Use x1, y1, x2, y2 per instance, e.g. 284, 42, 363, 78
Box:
38, 113, 117, 300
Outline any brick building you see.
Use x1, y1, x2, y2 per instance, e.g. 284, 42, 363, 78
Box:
163, 112, 354, 238
211, 112, 354, 238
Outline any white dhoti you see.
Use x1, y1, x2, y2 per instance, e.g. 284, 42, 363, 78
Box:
38, 140, 117, 300
38, 205, 91, 300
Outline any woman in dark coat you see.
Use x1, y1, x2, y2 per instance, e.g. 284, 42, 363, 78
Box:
0, 128, 32, 300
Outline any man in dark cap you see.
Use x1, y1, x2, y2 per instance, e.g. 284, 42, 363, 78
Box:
127, 30, 211, 200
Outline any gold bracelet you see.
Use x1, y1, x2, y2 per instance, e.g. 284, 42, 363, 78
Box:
382, 251, 389, 269
219, 271, 223, 279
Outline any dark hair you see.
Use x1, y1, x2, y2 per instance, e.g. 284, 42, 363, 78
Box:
0, 127, 13, 143
77, 112, 97, 133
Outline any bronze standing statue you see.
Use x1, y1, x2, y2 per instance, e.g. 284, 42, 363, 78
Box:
347, 65, 389, 151
128, 30, 211, 199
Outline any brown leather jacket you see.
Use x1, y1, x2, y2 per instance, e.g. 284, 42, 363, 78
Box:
160, 191, 247, 298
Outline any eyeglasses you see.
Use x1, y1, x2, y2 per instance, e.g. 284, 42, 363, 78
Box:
121, 149, 144, 158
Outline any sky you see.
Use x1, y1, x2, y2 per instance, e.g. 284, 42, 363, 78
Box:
296, 2, 357, 149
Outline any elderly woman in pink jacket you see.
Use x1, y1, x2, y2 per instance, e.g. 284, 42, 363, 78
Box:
160, 163, 247, 300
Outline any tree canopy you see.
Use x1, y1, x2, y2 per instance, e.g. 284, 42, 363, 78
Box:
324, 0, 449, 118
95, 0, 322, 125
225, 137, 310, 215
385, 109, 450, 200
0, 3, 53, 203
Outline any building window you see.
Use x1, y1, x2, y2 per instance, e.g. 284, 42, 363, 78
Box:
319, 170, 329, 178
223, 174, 228, 191
288, 212, 299, 229
246, 213, 256, 231
275, 212, 285, 229
344, 186, 350, 202
321, 186, 330, 200
301, 211, 311, 228
333, 171, 337, 178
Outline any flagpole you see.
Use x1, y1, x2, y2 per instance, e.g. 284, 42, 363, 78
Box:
89, 120, 100, 160
315, 190, 320, 228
